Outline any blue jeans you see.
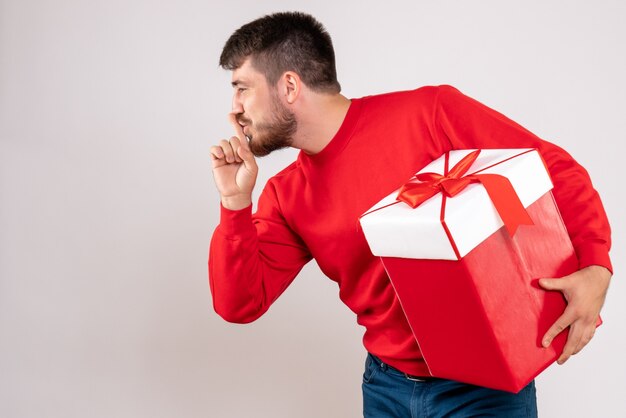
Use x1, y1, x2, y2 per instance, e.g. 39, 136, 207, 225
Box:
362, 353, 538, 418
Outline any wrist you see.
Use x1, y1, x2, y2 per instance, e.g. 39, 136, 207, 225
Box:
584, 265, 612, 280
221, 195, 252, 211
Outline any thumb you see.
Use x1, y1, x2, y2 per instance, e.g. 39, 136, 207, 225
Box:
538, 277, 564, 291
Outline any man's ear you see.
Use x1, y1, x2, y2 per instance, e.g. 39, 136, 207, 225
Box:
280, 71, 300, 104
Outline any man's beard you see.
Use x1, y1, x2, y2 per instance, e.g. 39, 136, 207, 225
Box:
238, 93, 297, 157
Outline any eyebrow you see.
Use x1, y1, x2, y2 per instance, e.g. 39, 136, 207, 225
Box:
231, 79, 247, 87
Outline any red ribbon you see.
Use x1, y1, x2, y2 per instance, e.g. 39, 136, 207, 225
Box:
397, 150, 533, 236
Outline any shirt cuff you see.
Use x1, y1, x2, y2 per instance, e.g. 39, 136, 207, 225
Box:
218, 202, 256, 237
576, 241, 613, 274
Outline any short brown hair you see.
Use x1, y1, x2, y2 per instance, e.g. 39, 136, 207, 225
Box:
219, 12, 341, 93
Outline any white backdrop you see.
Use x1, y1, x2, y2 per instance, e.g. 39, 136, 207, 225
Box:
1, 1, 624, 417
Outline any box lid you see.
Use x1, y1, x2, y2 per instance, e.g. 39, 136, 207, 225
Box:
359, 149, 554, 260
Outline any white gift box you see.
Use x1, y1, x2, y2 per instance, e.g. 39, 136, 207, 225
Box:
359, 148, 554, 260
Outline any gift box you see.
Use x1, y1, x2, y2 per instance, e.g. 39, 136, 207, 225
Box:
359, 148, 600, 393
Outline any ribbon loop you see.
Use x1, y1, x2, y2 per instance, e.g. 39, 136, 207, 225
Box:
416, 172, 443, 182
397, 150, 533, 236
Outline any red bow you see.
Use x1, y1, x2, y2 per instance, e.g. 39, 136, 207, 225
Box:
397, 150, 533, 236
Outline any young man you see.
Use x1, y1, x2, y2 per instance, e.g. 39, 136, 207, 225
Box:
209, 12, 612, 417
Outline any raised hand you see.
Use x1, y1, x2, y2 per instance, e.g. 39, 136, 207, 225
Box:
210, 113, 258, 210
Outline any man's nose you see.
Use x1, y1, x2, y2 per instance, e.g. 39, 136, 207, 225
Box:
231, 94, 244, 114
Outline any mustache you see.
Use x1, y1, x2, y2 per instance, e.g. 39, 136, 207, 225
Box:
236, 115, 252, 126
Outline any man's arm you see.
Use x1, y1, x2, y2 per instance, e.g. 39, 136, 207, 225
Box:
209, 115, 312, 323
432, 85, 612, 363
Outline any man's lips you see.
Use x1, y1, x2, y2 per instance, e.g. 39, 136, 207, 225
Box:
243, 126, 254, 140
236, 116, 252, 138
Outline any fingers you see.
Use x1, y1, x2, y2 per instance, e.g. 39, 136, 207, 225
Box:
556, 319, 597, 364
538, 277, 566, 292
210, 137, 243, 166
236, 141, 258, 173
556, 321, 582, 365
572, 325, 596, 355
580, 326, 596, 351
542, 307, 576, 349
539, 276, 573, 305
539, 267, 608, 366
543, 305, 599, 365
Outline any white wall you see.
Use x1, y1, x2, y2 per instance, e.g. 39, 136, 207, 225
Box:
1, 1, 624, 417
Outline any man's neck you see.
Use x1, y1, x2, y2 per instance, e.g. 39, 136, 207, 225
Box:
292, 94, 352, 155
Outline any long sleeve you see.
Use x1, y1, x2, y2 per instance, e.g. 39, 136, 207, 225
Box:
208, 180, 313, 323
432, 85, 612, 272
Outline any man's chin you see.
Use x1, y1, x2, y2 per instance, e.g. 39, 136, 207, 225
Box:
249, 146, 276, 158
248, 138, 271, 157
249, 138, 291, 157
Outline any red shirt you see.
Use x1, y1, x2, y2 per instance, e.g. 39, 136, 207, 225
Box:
208, 85, 612, 376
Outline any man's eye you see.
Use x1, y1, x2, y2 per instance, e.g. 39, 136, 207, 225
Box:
238, 87, 247, 93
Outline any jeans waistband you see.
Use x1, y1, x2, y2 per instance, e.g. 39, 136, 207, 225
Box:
368, 353, 439, 382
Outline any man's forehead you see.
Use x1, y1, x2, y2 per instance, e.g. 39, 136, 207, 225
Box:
231, 58, 262, 84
